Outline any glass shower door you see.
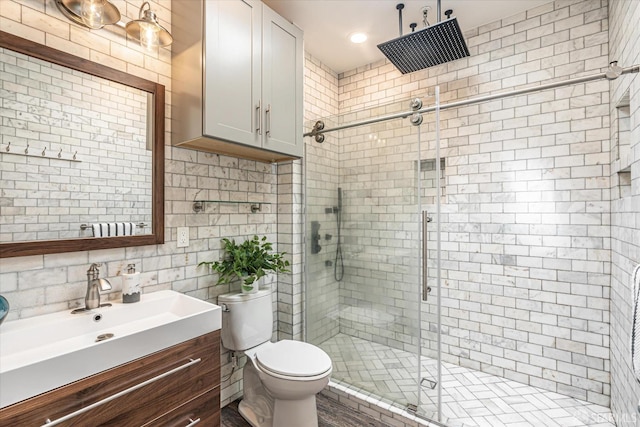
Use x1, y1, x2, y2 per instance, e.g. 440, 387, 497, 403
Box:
304, 95, 434, 417
412, 87, 445, 423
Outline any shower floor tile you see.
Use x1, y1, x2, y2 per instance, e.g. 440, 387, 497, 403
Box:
319, 333, 615, 427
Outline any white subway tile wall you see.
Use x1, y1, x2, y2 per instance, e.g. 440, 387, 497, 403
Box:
608, 0, 640, 425
306, 0, 615, 409
0, 48, 152, 242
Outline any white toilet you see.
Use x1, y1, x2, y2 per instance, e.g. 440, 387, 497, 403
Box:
218, 289, 332, 427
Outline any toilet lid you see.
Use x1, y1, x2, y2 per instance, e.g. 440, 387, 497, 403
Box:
256, 340, 332, 377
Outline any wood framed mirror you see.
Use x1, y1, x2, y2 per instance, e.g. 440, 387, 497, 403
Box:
0, 31, 164, 258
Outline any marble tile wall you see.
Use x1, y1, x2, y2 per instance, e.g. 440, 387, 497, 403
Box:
608, 0, 640, 425
332, 0, 612, 405
0, 47, 151, 241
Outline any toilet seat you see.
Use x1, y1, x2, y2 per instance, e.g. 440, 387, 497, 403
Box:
255, 340, 332, 378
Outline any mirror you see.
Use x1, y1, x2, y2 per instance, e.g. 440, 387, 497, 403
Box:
0, 31, 164, 258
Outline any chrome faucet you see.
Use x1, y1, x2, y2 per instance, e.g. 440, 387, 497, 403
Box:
72, 263, 112, 313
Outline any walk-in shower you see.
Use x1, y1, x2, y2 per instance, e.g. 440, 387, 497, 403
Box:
304, 61, 639, 426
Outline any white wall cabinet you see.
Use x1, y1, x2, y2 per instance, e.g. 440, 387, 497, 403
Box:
172, 0, 304, 163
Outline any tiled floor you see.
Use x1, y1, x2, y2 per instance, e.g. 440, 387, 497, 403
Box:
221, 393, 392, 427
319, 334, 616, 427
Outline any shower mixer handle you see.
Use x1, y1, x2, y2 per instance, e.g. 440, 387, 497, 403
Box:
311, 221, 322, 254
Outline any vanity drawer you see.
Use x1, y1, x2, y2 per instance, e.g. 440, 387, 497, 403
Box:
142, 387, 220, 427
0, 330, 220, 426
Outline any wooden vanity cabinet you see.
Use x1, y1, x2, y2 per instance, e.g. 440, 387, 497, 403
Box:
0, 331, 221, 426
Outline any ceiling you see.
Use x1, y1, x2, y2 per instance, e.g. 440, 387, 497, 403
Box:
263, 0, 551, 74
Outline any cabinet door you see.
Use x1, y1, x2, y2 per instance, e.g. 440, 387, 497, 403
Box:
0, 332, 220, 426
204, 0, 262, 148
261, 5, 304, 157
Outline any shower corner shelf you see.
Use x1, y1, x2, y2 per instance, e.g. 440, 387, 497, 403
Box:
192, 200, 269, 213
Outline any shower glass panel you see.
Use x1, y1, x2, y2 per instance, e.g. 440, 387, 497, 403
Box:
304, 92, 441, 421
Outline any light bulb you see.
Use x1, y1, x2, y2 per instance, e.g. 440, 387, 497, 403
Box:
349, 33, 368, 44
80, 0, 105, 29
139, 21, 160, 51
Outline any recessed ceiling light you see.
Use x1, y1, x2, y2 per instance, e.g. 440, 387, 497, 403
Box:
349, 32, 367, 44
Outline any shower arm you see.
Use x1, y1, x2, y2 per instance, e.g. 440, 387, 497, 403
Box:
399, 1, 442, 34
304, 63, 640, 138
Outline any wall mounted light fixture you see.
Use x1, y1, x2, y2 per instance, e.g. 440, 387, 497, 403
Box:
55, 0, 121, 29
54, 0, 172, 49
125, 2, 173, 50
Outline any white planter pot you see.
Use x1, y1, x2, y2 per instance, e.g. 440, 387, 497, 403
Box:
241, 276, 263, 294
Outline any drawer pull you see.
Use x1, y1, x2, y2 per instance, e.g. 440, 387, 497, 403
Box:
41, 358, 202, 427
186, 417, 201, 426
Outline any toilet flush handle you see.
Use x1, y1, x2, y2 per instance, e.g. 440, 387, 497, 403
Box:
220, 303, 230, 312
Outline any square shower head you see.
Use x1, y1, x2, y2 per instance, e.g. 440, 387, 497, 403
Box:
377, 18, 470, 74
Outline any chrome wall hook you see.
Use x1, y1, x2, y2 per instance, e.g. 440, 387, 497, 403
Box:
1, 143, 82, 162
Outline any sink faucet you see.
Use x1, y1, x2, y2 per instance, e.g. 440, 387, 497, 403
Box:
72, 263, 112, 314
86, 263, 112, 310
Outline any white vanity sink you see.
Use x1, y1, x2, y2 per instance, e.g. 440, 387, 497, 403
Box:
0, 290, 221, 408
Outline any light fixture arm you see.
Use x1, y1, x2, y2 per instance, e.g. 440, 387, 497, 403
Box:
139, 1, 151, 18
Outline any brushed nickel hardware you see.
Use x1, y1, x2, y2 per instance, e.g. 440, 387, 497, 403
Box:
256, 101, 262, 134
265, 104, 271, 136
41, 358, 201, 426
422, 211, 432, 302
305, 64, 640, 139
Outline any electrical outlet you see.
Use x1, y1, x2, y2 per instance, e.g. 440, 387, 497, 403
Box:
177, 227, 189, 248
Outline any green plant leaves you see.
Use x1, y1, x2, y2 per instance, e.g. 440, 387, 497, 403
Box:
198, 235, 290, 286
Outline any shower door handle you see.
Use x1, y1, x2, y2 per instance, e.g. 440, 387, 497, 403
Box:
256, 101, 262, 135
422, 211, 432, 302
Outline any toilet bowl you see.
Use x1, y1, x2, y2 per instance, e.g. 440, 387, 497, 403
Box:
239, 340, 332, 427
218, 290, 332, 427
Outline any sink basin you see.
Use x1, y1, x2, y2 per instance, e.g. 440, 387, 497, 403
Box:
0, 290, 221, 408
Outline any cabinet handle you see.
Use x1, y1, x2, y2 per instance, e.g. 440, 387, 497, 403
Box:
186, 418, 201, 426
41, 358, 202, 427
265, 104, 271, 136
256, 101, 262, 135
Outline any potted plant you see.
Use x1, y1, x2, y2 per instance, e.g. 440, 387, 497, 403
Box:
199, 235, 290, 293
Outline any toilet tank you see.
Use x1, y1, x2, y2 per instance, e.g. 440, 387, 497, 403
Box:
217, 289, 273, 351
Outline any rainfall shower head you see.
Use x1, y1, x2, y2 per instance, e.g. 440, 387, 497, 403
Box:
377, 3, 470, 74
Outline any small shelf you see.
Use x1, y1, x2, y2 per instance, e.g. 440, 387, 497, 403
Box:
192, 200, 270, 213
